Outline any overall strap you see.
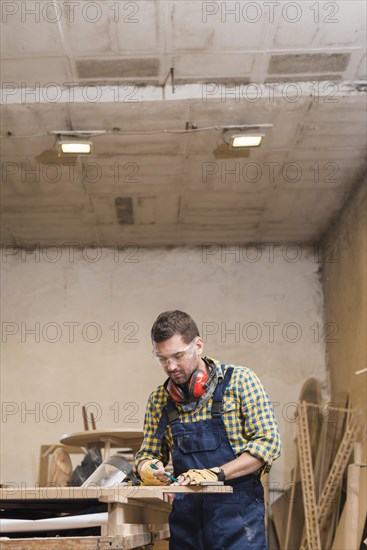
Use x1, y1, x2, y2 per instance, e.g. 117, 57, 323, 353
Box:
211, 365, 234, 416
154, 398, 179, 439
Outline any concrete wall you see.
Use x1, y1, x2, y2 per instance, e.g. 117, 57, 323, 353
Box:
322, 179, 367, 459
1, 245, 328, 487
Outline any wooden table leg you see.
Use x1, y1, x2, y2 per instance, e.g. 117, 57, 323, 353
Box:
103, 441, 111, 460
105, 502, 152, 547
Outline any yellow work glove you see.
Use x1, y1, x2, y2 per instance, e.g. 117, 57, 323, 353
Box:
139, 459, 167, 486
178, 468, 218, 485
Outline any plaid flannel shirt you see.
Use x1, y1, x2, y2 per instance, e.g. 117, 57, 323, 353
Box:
135, 357, 281, 473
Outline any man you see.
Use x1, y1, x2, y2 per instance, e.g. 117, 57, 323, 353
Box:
135, 310, 281, 550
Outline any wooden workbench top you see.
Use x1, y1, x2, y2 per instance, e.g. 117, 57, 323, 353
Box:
0, 483, 232, 503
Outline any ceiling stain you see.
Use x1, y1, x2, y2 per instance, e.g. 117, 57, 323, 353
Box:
115, 197, 134, 224
269, 53, 350, 74
76, 58, 160, 79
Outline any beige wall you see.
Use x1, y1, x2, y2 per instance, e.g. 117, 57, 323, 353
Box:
1, 245, 328, 487
322, 179, 367, 458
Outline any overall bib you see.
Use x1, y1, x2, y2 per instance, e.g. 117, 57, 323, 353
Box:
155, 367, 267, 550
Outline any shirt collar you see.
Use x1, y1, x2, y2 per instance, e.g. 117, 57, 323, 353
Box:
203, 356, 224, 380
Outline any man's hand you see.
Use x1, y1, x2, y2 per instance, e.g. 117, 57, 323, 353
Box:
176, 468, 218, 485
139, 459, 169, 486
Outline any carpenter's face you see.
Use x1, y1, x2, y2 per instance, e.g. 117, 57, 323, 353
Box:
153, 333, 204, 385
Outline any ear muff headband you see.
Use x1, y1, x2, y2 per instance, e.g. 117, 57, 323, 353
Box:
167, 369, 209, 403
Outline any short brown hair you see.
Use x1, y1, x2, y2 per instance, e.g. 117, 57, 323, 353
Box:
151, 310, 200, 344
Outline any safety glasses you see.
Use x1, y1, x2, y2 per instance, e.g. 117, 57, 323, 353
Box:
152, 338, 197, 367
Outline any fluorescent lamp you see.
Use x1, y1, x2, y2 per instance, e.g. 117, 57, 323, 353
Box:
58, 138, 92, 154
230, 135, 263, 148
61, 142, 91, 154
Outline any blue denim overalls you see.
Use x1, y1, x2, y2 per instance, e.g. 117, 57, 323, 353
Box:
155, 366, 267, 550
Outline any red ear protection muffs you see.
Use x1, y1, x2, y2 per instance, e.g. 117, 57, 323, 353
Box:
166, 370, 209, 403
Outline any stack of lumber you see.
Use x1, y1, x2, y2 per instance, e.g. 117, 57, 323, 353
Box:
271, 379, 365, 550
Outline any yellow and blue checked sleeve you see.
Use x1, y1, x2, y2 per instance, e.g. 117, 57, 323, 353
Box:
135, 359, 281, 473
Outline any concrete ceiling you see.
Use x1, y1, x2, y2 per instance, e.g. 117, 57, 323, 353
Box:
0, 0, 366, 246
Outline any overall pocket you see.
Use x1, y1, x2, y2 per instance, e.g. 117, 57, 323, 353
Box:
176, 426, 221, 453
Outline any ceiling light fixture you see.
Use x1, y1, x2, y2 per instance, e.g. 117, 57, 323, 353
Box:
230, 134, 264, 148
56, 134, 96, 155
58, 138, 92, 154
48, 131, 108, 156
222, 124, 272, 149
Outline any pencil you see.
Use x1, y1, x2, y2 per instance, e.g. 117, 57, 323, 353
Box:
150, 463, 179, 483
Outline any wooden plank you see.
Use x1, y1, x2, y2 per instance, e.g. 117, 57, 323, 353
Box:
323, 482, 342, 550
152, 542, 169, 550
284, 467, 296, 550
344, 464, 367, 550
0, 528, 168, 548
331, 503, 347, 550
272, 481, 304, 550
82, 406, 89, 431
324, 404, 348, 549
38, 445, 51, 487
313, 405, 346, 548
0, 484, 231, 503
271, 492, 287, 549
344, 464, 360, 549
297, 401, 321, 549
262, 473, 269, 534
315, 420, 358, 532
298, 379, 323, 463
267, 517, 280, 550
332, 466, 367, 550
90, 413, 97, 431
0, 536, 142, 550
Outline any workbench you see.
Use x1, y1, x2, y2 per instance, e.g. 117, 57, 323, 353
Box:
0, 484, 232, 549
